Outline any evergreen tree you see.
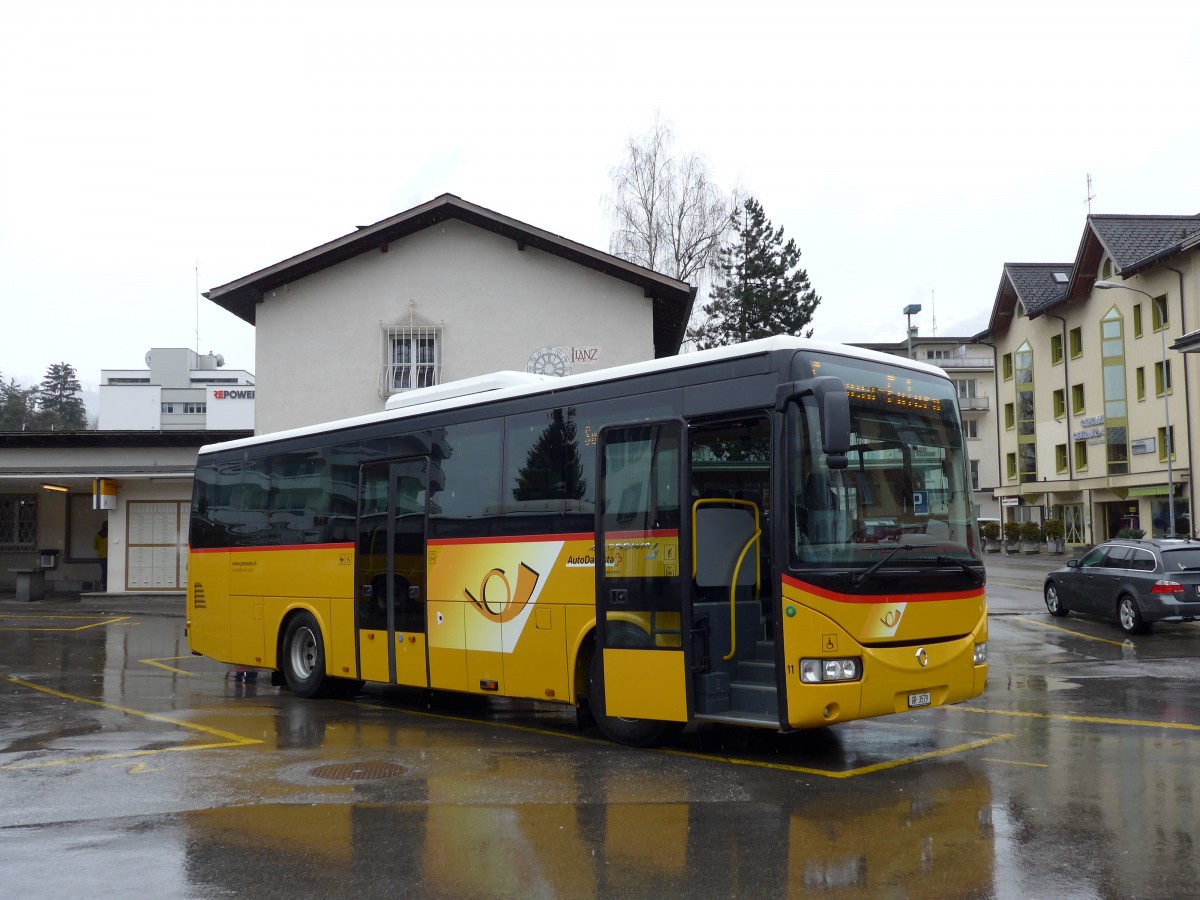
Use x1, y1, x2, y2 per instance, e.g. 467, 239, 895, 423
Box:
0, 376, 40, 431
688, 197, 821, 349
513, 409, 586, 501
37, 362, 87, 430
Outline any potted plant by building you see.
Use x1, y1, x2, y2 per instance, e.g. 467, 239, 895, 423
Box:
1002, 521, 1021, 554
979, 520, 1001, 552
1020, 520, 1043, 554
1043, 518, 1065, 555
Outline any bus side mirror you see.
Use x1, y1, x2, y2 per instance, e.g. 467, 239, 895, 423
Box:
776, 376, 850, 470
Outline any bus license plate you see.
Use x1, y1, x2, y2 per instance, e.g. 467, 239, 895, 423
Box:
908, 692, 931, 708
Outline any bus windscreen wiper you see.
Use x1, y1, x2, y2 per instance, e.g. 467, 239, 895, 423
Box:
937, 555, 985, 584
851, 544, 917, 587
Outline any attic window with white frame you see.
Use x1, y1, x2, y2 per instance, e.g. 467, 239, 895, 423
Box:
1053, 271, 1069, 284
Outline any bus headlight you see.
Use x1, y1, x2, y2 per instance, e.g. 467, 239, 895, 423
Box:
973, 642, 988, 665
800, 658, 862, 683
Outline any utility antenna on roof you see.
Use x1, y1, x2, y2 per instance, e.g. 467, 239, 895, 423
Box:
931, 289, 937, 337
195, 259, 200, 355
1085, 173, 1095, 215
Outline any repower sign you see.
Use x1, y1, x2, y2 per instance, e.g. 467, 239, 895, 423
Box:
207, 385, 255, 430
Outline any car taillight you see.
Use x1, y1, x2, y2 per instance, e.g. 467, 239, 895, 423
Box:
1151, 580, 1184, 595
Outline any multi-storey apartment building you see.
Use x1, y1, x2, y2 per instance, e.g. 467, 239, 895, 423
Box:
987, 214, 1198, 545
855, 335, 1000, 522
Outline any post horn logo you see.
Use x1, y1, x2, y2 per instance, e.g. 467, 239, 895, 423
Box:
916, 647, 929, 668
464, 563, 540, 624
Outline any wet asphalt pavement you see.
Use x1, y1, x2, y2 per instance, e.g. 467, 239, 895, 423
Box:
3, 553, 1200, 899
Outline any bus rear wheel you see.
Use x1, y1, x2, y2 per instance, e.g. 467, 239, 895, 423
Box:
281, 611, 329, 698
587, 638, 682, 748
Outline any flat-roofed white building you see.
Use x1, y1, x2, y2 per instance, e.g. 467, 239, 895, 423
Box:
99, 347, 254, 431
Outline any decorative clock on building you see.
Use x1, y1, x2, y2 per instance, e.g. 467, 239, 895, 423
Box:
526, 346, 572, 377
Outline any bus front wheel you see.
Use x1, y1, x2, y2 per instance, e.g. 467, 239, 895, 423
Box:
281, 611, 329, 699
587, 638, 682, 748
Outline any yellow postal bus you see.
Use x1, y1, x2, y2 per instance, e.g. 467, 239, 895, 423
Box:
188, 337, 987, 746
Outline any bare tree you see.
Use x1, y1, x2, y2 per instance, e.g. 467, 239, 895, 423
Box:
605, 117, 733, 291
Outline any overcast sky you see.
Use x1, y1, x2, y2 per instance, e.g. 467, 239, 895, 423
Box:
3, 0, 1199, 390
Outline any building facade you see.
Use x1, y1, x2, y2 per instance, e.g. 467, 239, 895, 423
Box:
205, 194, 695, 434
99, 347, 255, 431
986, 214, 1199, 545
854, 335, 1000, 522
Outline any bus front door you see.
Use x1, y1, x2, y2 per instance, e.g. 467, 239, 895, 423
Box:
357, 459, 429, 687
596, 422, 690, 725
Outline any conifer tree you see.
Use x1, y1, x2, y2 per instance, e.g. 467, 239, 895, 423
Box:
689, 197, 821, 349
37, 362, 87, 430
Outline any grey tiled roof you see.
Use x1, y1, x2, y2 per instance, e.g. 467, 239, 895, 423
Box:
1088, 214, 1200, 273
1004, 263, 1071, 314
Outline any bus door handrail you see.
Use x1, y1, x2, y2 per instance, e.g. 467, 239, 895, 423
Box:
691, 498, 761, 661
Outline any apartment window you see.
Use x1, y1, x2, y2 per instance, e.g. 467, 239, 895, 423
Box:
1069, 327, 1082, 358
1100, 308, 1128, 475
970, 459, 980, 490
1155, 360, 1173, 397
0, 495, 38, 550
1074, 440, 1088, 473
964, 419, 979, 439
1152, 295, 1169, 332
1102, 258, 1113, 279
161, 403, 175, 414
926, 349, 949, 359
1159, 426, 1176, 462
383, 326, 441, 393
1004, 402, 1015, 430
1052, 389, 1065, 419
1133, 304, 1143, 338
1055, 444, 1068, 475
956, 379, 977, 400
1071, 383, 1085, 415
1136, 367, 1145, 401
1002, 353, 1013, 380
184, 402, 206, 414
1006, 452, 1017, 481
1050, 333, 1063, 364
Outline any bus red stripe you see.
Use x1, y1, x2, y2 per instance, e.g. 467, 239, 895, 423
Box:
782, 573, 983, 604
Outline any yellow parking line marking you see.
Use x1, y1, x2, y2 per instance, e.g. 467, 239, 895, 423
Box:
956, 705, 1200, 732
1011, 615, 1130, 647
663, 734, 1013, 778
353, 698, 1011, 777
0, 674, 263, 770
0, 615, 131, 632
139, 656, 198, 676
980, 757, 1049, 768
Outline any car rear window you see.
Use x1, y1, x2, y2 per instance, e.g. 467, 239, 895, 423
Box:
1127, 549, 1156, 572
1162, 548, 1200, 571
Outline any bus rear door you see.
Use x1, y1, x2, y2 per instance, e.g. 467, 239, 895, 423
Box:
357, 459, 429, 687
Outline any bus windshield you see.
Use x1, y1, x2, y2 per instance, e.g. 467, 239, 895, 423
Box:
789, 353, 978, 569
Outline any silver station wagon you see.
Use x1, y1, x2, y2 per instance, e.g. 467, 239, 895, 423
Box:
1043, 538, 1200, 635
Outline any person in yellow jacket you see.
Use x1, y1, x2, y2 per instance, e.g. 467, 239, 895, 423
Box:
93, 521, 108, 592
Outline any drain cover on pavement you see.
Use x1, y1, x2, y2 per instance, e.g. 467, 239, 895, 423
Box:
309, 761, 406, 781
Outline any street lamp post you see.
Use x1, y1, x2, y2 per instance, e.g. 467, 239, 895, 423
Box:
1094, 280, 1175, 536
903, 304, 922, 359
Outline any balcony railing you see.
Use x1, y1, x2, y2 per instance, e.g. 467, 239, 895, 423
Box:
936, 355, 994, 369
957, 396, 991, 411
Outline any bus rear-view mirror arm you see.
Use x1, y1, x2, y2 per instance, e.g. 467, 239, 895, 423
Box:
776, 376, 850, 470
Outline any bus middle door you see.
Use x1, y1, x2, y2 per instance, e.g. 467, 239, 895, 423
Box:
357, 458, 429, 687
596, 421, 690, 724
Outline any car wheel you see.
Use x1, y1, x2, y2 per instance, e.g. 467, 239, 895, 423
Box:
1044, 583, 1069, 618
1117, 595, 1149, 636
